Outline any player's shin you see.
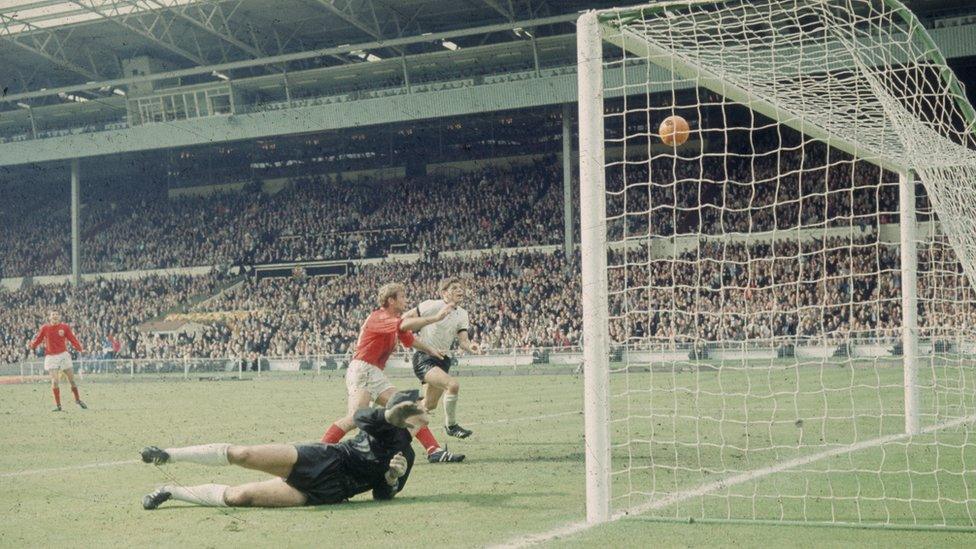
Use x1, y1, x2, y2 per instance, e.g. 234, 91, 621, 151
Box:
166, 443, 231, 466
443, 393, 458, 427
166, 484, 229, 507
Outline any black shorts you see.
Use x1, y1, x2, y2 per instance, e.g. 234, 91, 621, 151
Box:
285, 444, 350, 505
412, 352, 452, 382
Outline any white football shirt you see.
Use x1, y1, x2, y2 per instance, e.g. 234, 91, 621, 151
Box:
415, 299, 470, 351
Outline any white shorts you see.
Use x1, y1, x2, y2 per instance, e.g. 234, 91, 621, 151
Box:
345, 359, 394, 403
44, 352, 73, 372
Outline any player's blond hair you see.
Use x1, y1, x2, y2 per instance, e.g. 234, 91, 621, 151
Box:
377, 282, 406, 308
438, 277, 463, 293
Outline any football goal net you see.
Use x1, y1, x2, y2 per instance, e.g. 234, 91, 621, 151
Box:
577, 0, 976, 530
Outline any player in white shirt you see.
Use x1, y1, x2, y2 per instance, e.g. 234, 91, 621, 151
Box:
405, 277, 481, 439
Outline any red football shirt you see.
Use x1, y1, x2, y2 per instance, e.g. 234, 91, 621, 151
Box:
30, 323, 84, 356
353, 308, 415, 370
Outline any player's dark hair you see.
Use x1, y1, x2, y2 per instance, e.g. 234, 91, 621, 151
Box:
438, 277, 462, 293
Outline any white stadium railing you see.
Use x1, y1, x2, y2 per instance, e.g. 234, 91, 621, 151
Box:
3, 336, 973, 381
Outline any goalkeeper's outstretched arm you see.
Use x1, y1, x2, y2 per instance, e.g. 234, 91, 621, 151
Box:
373, 452, 412, 500
353, 404, 421, 500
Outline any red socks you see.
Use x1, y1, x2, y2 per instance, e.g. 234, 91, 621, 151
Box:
321, 423, 347, 444
71, 386, 80, 402
52, 387, 61, 407
322, 423, 442, 454
414, 426, 440, 454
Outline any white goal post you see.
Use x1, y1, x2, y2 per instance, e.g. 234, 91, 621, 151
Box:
578, 0, 976, 529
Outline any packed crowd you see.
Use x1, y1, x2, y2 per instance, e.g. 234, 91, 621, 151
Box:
0, 192, 121, 280
1, 160, 566, 277
188, 251, 581, 358
605, 143, 900, 243
3, 127, 975, 364
0, 273, 224, 365
1, 137, 910, 279
2, 238, 974, 365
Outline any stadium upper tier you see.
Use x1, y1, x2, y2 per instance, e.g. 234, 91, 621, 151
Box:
0, 159, 566, 278
0, 2, 972, 165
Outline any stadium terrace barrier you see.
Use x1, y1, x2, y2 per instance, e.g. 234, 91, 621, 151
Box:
0, 217, 944, 290
1, 357, 243, 380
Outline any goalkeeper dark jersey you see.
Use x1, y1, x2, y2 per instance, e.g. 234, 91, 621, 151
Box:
285, 408, 416, 505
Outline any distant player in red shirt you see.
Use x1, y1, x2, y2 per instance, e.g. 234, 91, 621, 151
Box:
30, 310, 88, 412
30, 310, 87, 411
321, 282, 465, 463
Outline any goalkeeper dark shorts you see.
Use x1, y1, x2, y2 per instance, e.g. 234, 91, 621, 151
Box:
285, 444, 351, 505
412, 351, 453, 383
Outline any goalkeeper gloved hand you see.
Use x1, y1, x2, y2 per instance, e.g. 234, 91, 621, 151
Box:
385, 452, 408, 486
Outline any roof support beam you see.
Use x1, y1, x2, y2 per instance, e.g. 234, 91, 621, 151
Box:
0, 0, 65, 14
69, 0, 210, 66
147, 0, 267, 58
311, 0, 405, 55
0, 13, 107, 81
481, 0, 514, 21
0, 12, 580, 104
373, 0, 423, 38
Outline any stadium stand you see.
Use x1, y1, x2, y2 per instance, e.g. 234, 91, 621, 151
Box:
0, 143, 968, 365
1, 144, 900, 278
1, 237, 972, 365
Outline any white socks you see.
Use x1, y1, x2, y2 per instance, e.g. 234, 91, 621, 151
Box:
165, 484, 228, 507
165, 443, 231, 466
152, 445, 230, 507
444, 393, 459, 426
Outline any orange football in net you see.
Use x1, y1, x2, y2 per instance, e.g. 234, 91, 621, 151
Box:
659, 115, 690, 146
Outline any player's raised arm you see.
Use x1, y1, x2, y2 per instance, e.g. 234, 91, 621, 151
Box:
399, 301, 454, 332
353, 401, 426, 437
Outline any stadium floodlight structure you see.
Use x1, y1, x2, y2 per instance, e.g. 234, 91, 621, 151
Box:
578, 0, 976, 530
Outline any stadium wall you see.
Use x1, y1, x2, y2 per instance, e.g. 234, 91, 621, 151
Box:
167, 167, 407, 198
0, 220, 936, 290
0, 265, 218, 291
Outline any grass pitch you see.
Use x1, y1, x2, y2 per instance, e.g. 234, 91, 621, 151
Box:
1, 367, 975, 548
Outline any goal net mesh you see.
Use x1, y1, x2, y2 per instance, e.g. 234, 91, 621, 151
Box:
588, 0, 976, 527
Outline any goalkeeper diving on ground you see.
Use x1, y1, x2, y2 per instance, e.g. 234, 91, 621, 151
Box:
139, 390, 426, 509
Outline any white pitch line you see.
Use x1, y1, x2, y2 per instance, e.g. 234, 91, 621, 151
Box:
493, 414, 976, 548
0, 411, 582, 479
0, 459, 140, 478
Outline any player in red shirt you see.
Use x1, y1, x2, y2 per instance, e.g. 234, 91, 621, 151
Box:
320, 282, 465, 463
29, 310, 87, 411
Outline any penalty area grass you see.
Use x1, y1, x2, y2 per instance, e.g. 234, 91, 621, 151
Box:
1, 369, 975, 547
